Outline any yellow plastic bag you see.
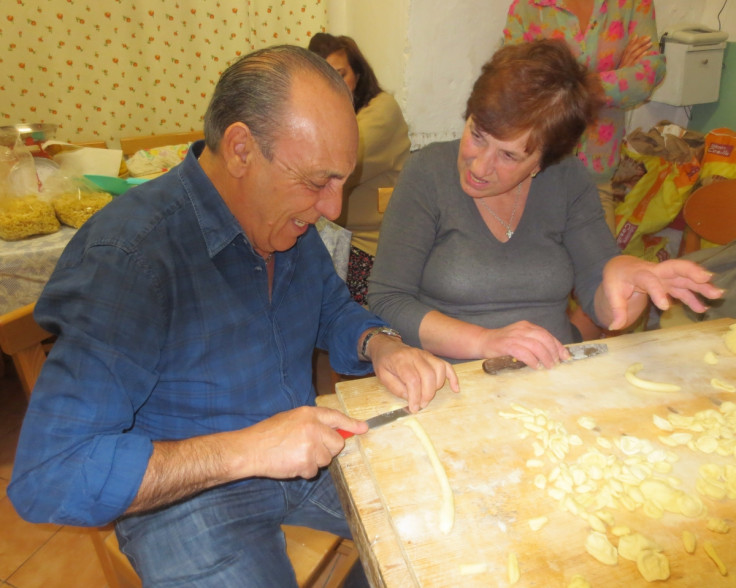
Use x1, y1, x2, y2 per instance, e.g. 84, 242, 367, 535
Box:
699, 127, 736, 183
614, 141, 700, 261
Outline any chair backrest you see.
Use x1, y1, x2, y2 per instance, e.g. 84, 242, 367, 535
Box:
681, 179, 736, 255
119, 131, 204, 158
0, 303, 51, 399
73, 140, 109, 149
377, 187, 394, 213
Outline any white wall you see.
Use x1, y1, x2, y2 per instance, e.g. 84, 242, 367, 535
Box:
326, 0, 410, 97
404, 0, 504, 145
328, 0, 736, 149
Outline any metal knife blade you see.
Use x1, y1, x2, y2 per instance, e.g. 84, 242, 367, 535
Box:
337, 406, 412, 438
482, 342, 608, 375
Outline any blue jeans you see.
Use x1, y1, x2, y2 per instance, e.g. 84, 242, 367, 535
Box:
115, 470, 367, 587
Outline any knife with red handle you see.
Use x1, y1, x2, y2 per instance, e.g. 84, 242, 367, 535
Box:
337, 406, 412, 439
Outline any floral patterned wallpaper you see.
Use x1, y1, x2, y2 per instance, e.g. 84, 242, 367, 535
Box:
0, 1, 327, 147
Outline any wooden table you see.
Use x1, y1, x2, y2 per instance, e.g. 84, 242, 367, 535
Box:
317, 319, 736, 587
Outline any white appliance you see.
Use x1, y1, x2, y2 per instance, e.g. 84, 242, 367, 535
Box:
650, 24, 729, 107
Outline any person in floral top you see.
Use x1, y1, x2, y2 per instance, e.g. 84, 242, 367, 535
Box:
503, 0, 666, 235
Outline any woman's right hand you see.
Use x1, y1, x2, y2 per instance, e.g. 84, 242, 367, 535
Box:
478, 320, 569, 369
417, 311, 569, 366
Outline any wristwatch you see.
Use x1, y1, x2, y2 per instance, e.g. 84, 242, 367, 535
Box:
360, 326, 402, 361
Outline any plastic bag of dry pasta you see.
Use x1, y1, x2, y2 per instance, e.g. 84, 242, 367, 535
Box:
0, 195, 61, 240
0, 135, 61, 240
42, 171, 112, 229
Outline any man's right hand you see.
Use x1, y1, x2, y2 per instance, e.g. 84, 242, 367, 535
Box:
236, 406, 368, 480
127, 406, 366, 515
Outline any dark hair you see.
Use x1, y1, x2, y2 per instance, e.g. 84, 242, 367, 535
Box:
308, 33, 382, 112
203, 45, 349, 159
465, 39, 604, 170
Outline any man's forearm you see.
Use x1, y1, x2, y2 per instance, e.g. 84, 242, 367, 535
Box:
125, 431, 242, 514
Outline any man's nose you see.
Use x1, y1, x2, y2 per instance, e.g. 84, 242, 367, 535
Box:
316, 188, 343, 221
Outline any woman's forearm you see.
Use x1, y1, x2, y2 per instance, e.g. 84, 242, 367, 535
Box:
418, 310, 491, 360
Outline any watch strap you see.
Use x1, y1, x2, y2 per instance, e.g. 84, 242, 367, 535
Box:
360, 326, 402, 361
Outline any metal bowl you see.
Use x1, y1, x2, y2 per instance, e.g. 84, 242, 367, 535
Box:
0, 123, 58, 145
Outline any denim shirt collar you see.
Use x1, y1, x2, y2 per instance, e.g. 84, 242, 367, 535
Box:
177, 140, 253, 259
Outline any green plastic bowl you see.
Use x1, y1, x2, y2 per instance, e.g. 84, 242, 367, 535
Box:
84, 175, 149, 196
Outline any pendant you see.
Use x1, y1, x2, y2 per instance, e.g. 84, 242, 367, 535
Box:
506, 229, 514, 239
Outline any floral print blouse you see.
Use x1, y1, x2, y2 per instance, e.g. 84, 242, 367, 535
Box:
504, 0, 666, 183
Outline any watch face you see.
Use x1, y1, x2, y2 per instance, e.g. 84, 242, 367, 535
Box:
379, 327, 400, 338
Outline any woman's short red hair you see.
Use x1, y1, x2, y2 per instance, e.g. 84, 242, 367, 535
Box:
465, 39, 604, 170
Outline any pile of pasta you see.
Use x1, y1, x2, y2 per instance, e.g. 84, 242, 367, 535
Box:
0, 190, 112, 241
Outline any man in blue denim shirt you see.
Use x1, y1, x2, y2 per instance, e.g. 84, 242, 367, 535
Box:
9, 46, 458, 586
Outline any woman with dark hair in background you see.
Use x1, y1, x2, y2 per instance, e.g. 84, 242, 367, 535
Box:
309, 33, 410, 306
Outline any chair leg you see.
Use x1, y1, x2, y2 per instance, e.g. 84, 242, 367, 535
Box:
329, 368, 341, 393
311, 539, 360, 588
567, 304, 604, 341
89, 527, 124, 588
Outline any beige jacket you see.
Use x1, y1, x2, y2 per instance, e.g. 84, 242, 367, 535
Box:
338, 92, 410, 256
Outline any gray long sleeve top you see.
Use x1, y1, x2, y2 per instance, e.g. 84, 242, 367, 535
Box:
367, 140, 620, 353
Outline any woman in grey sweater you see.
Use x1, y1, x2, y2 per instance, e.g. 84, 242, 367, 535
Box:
368, 40, 720, 367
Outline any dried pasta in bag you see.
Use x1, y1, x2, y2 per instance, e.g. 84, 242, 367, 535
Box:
0, 135, 62, 239
52, 190, 112, 228
0, 195, 60, 240
42, 167, 114, 229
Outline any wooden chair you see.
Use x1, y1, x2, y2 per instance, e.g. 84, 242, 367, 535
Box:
0, 303, 358, 588
377, 186, 394, 213
73, 140, 109, 149
680, 179, 736, 255
119, 130, 204, 158
662, 179, 736, 329
91, 524, 354, 588
0, 303, 52, 400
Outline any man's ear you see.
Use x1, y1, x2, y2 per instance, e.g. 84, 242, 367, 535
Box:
221, 122, 255, 178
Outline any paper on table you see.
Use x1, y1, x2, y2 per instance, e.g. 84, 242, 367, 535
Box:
46, 141, 123, 177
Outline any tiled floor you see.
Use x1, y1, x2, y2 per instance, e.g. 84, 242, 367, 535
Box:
0, 357, 110, 588
0, 351, 339, 588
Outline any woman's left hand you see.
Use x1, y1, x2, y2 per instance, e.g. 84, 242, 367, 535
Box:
596, 256, 723, 331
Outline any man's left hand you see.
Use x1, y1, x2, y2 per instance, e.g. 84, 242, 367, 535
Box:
367, 335, 459, 413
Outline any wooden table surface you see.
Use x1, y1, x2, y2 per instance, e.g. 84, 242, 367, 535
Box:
317, 318, 736, 587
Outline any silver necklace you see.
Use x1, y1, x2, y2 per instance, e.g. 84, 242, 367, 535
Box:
478, 181, 522, 240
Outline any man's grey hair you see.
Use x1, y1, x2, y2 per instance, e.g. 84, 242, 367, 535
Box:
203, 45, 350, 159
